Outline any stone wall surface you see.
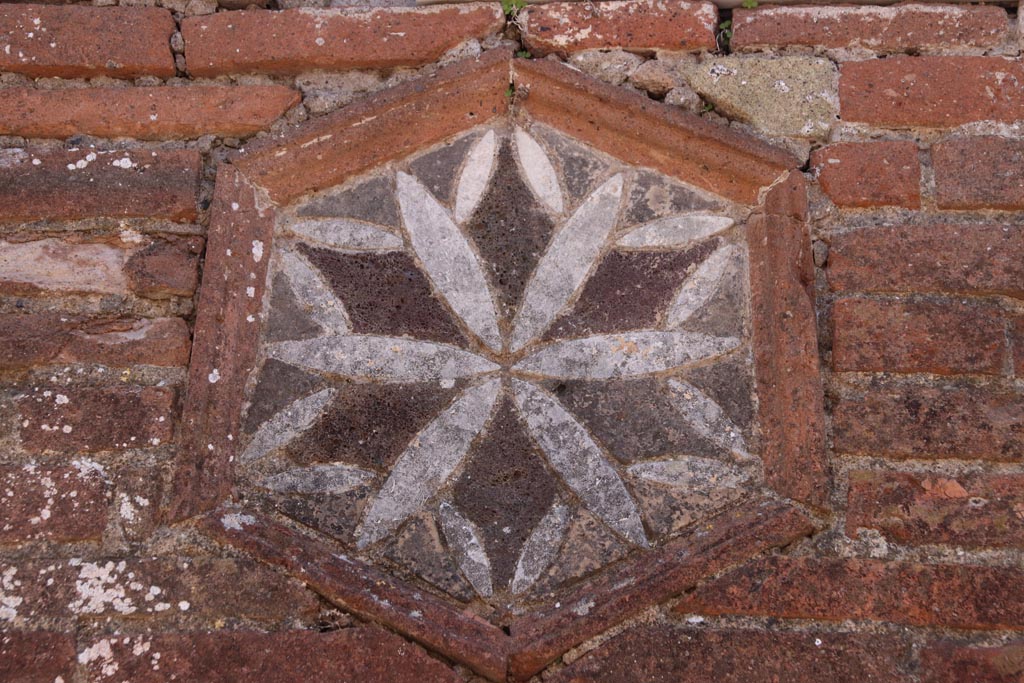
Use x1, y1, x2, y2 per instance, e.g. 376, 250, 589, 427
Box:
0, 1, 1022, 681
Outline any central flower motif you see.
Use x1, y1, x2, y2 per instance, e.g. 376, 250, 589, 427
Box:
239, 125, 756, 599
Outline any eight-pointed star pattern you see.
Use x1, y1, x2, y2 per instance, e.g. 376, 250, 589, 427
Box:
237, 124, 761, 602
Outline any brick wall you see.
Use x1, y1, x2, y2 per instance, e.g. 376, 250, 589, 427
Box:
1, 1, 1022, 681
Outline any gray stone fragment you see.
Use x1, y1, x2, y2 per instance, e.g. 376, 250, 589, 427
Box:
569, 49, 645, 86
454, 129, 497, 224
511, 503, 570, 594
240, 388, 336, 463
285, 218, 404, 251
627, 457, 748, 490
664, 85, 705, 113
279, 250, 351, 334
667, 379, 751, 460
616, 214, 734, 249
514, 128, 564, 216
260, 463, 375, 494
666, 244, 741, 327
438, 501, 493, 598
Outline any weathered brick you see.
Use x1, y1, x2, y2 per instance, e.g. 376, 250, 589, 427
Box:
1013, 316, 1024, 377
0, 465, 109, 544
1, 557, 318, 624
833, 379, 1023, 461
552, 626, 913, 683
812, 141, 920, 208
0, 238, 128, 296
827, 222, 1024, 298
921, 641, 1024, 683
841, 57, 1024, 127
0, 5, 175, 78
77, 628, 461, 683
60, 317, 191, 367
933, 136, 1024, 210
0, 313, 70, 370
0, 631, 76, 683
0, 148, 200, 223
125, 236, 203, 299
734, 5, 1009, 54
521, 0, 717, 56
0, 85, 299, 140
847, 470, 1024, 550
676, 556, 1024, 630
17, 385, 177, 453
182, 5, 503, 77
832, 296, 1008, 375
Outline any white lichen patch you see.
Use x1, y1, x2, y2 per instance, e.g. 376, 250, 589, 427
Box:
220, 512, 256, 531
0, 566, 25, 622
68, 561, 141, 615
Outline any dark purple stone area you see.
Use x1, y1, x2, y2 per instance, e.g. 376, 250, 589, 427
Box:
243, 359, 324, 435
463, 141, 556, 326
286, 381, 463, 471
299, 245, 468, 345
543, 243, 718, 341
452, 395, 559, 591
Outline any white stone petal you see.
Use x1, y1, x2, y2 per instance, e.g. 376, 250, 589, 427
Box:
514, 128, 563, 215
666, 243, 742, 327
285, 218, 404, 251
396, 172, 502, 351
510, 174, 624, 351
357, 378, 501, 547
627, 458, 749, 489
668, 379, 752, 459
268, 335, 498, 383
279, 250, 351, 334
514, 331, 740, 380
616, 214, 735, 248
511, 503, 570, 594
454, 130, 497, 225
240, 388, 336, 463
438, 501, 493, 598
260, 462, 375, 494
512, 380, 647, 547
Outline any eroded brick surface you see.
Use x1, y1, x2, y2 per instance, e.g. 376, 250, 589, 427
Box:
812, 141, 920, 208
0, 631, 76, 683
933, 136, 1024, 210
0, 465, 109, 544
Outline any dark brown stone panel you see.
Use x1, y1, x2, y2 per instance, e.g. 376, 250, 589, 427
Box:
464, 141, 557, 324
453, 396, 559, 591
300, 246, 468, 346
383, 512, 476, 602
267, 486, 372, 548
543, 243, 716, 341
533, 508, 628, 594
286, 381, 462, 471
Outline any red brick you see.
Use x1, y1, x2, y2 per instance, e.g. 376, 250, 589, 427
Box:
748, 174, 830, 508
1, 557, 318, 624
165, 168, 274, 521
125, 236, 203, 299
235, 48, 510, 205
1013, 316, 1024, 377
827, 222, 1024, 298
521, 0, 717, 56
0, 148, 200, 223
0, 5, 175, 79
676, 556, 1024, 630
921, 641, 1024, 683
182, 5, 503, 77
77, 628, 461, 683
552, 626, 913, 683
832, 379, 1023, 461
0, 313, 70, 370
933, 136, 1024, 210
60, 317, 191, 367
832, 296, 1008, 375
841, 57, 1024, 127
847, 470, 1024, 550
812, 141, 920, 208
0, 465, 109, 544
0, 85, 299, 140
734, 5, 1009, 53
0, 632, 76, 683
17, 385, 177, 453
514, 58, 799, 205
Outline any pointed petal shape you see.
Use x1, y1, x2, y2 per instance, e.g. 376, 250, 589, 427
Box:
512, 380, 647, 546
357, 378, 501, 547
454, 130, 497, 224
514, 330, 740, 380
438, 501, 493, 597
511, 502, 570, 594
260, 462, 375, 494
667, 243, 742, 327
268, 335, 498, 383
279, 250, 351, 334
285, 218, 404, 251
668, 379, 752, 459
617, 214, 735, 248
510, 174, 624, 351
628, 457, 749, 489
396, 172, 502, 351
514, 128, 563, 214
240, 388, 336, 463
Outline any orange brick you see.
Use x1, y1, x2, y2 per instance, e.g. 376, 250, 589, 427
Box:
812, 141, 920, 208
